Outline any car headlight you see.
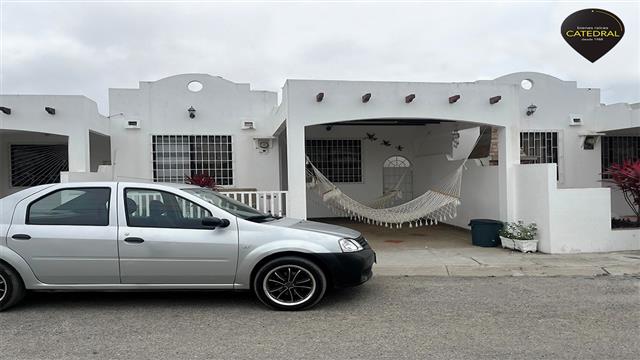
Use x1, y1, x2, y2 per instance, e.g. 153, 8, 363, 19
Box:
339, 238, 363, 252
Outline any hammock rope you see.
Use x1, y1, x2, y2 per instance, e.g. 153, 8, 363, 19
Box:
307, 160, 463, 228
306, 127, 485, 228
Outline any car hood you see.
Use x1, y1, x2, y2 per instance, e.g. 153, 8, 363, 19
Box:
269, 218, 361, 239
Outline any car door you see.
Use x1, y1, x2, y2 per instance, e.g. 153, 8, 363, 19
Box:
117, 185, 238, 285
7, 184, 119, 284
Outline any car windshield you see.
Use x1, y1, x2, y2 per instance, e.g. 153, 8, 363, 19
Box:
182, 188, 278, 222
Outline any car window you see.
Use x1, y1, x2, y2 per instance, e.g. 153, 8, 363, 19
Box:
27, 188, 111, 226
183, 187, 277, 222
125, 188, 212, 229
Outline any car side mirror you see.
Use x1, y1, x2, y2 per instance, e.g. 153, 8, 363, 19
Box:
202, 217, 230, 229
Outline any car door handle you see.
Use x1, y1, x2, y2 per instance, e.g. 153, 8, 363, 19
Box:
11, 234, 31, 240
124, 237, 144, 244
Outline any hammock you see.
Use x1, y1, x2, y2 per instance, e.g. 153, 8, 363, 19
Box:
306, 159, 464, 228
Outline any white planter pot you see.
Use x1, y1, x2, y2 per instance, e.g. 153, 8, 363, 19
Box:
513, 239, 538, 253
500, 236, 515, 249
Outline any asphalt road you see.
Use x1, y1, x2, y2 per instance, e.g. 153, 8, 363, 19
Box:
1, 276, 638, 360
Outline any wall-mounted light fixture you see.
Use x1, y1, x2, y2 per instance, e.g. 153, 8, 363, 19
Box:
489, 96, 501, 105
405, 94, 415, 103
45, 107, 56, 115
188, 106, 196, 119
526, 104, 537, 116
578, 131, 605, 150
362, 93, 371, 103
448, 95, 460, 104
325, 125, 332, 131
316, 92, 324, 102
0, 106, 10, 115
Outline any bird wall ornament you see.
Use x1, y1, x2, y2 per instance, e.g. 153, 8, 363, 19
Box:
396, 145, 404, 151
364, 133, 378, 141
382, 140, 391, 147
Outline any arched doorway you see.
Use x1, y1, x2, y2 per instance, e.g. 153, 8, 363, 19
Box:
383, 155, 413, 206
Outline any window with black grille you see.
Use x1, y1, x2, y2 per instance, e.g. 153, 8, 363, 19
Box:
520, 131, 560, 180
601, 136, 640, 179
305, 139, 362, 183
11, 144, 69, 187
152, 135, 233, 185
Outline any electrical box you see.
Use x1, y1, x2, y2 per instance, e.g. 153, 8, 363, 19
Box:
569, 114, 583, 126
125, 119, 140, 129
241, 121, 256, 130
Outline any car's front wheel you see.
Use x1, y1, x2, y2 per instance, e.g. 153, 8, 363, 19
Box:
0, 263, 26, 312
253, 256, 327, 311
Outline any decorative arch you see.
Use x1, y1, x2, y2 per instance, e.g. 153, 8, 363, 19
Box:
383, 155, 413, 206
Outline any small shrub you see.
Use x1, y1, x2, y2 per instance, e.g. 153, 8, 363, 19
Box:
602, 160, 640, 223
184, 173, 219, 191
499, 221, 537, 240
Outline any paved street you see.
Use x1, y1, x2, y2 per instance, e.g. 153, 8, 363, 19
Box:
1, 276, 638, 360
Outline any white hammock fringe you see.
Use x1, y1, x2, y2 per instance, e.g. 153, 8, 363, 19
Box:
306, 159, 464, 227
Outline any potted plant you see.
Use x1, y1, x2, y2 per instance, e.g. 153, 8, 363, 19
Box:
184, 173, 219, 191
499, 221, 538, 252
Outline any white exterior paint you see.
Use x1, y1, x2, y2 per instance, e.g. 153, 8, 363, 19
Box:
0, 95, 109, 196
1, 72, 638, 253
108, 74, 279, 189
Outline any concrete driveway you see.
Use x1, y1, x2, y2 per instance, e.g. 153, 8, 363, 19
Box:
315, 218, 640, 277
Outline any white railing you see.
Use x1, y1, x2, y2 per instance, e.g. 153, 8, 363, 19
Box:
128, 190, 289, 218
221, 191, 289, 217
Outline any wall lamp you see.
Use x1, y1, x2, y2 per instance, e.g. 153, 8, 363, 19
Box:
448, 95, 460, 104
405, 94, 415, 103
188, 106, 196, 119
526, 104, 538, 116
579, 131, 605, 150
0, 106, 10, 115
489, 96, 501, 105
362, 93, 371, 103
45, 107, 56, 115
316, 92, 324, 102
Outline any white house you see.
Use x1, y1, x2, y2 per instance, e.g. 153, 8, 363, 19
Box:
1, 72, 638, 253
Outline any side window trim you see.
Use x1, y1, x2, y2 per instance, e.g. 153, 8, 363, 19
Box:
26, 187, 112, 226
123, 187, 212, 229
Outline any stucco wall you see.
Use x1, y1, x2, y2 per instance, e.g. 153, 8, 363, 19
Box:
108, 74, 280, 190
514, 163, 639, 254
0, 95, 109, 180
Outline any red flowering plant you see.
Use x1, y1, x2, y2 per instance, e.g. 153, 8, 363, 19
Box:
602, 160, 640, 224
184, 173, 219, 191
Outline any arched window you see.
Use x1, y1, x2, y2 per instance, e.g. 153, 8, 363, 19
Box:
384, 155, 411, 168
383, 156, 413, 206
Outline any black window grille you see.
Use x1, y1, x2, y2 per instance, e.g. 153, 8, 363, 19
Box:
11, 144, 69, 187
601, 136, 640, 179
152, 135, 233, 185
305, 139, 362, 183
520, 131, 559, 180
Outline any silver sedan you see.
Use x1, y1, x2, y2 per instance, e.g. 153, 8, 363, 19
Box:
0, 182, 375, 311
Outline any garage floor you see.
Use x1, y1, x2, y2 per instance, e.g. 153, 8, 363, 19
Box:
312, 218, 640, 277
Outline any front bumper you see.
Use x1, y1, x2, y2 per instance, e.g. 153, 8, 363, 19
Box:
315, 249, 376, 288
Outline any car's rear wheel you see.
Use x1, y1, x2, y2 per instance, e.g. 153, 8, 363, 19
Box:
0, 263, 26, 312
253, 256, 327, 311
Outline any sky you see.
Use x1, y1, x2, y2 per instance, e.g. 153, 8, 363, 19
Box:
1, 0, 639, 114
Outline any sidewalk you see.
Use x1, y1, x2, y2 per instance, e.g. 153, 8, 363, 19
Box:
374, 247, 640, 277
316, 218, 640, 277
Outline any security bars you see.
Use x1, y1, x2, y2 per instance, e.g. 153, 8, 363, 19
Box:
152, 135, 233, 185
10, 144, 69, 186
305, 139, 362, 183
601, 136, 640, 179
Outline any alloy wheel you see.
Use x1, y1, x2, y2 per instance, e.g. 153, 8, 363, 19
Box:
263, 265, 316, 306
0, 274, 7, 302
